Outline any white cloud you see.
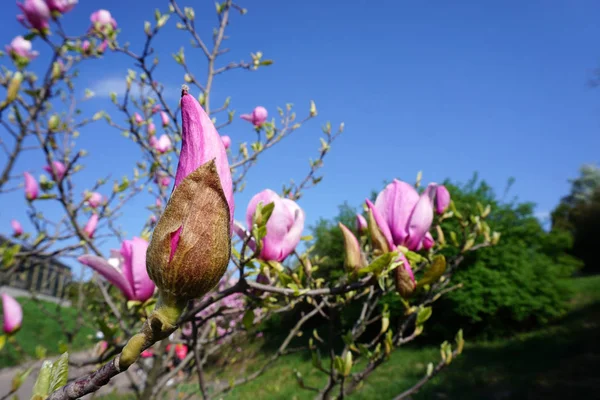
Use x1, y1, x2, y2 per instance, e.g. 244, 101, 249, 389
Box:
87, 77, 180, 101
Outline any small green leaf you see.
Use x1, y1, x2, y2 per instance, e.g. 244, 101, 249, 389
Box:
32, 360, 52, 398
416, 306, 432, 326
0, 335, 5, 351
12, 366, 33, 391
417, 255, 447, 288
49, 352, 69, 392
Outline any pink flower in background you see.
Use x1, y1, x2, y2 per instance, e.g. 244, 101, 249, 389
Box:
160, 111, 169, 127
140, 349, 154, 358
78, 237, 155, 302
17, 0, 50, 31
154, 171, 171, 188
234, 189, 305, 262
240, 106, 268, 127
150, 215, 157, 224
83, 214, 98, 238
5, 36, 38, 61
11, 220, 23, 237
420, 232, 434, 250
356, 213, 367, 234
87, 192, 103, 208
150, 134, 172, 153
81, 40, 91, 54
221, 135, 231, 150
367, 180, 438, 252
134, 113, 143, 125
96, 40, 107, 54
45, 0, 77, 14
435, 185, 451, 214
155, 198, 162, 208
147, 122, 156, 136
256, 332, 264, 338
43, 160, 66, 181
151, 105, 161, 114
23, 172, 38, 200
90, 9, 117, 31
1, 294, 23, 334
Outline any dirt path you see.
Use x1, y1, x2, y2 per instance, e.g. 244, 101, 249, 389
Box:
0, 349, 138, 399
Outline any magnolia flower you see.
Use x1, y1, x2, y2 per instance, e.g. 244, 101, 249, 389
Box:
81, 40, 91, 54
90, 9, 117, 31
435, 185, 451, 214
160, 111, 169, 127
356, 213, 367, 234
23, 172, 38, 200
367, 179, 439, 252
155, 197, 162, 207
79, 237, 155, 302
11, 220, 23, 237
96, 40, 108, 54
146, 86, 234, 301
154, 171, 171, 188
1, 294, 23, 334
147, 122, 156, 136
151, 105, 161, 114
5, 36, 38, 61
43, 160, 66, 181
83, 214, 98, 238
240, 106, 268, 127
234, 189, 305, 262
150, 134, 172, 153
134, 113, 143, 125
221, 135, 231, 150
17, 0, 50, 31
87, 192, 103, 208
166, 344, 188, 360
339, 222, 366, 272
45, 0, 77, 14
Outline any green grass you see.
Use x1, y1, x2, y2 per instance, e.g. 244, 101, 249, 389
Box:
99, 275, 600, 399
194, 275, 600, 399
0, 297, 96, 368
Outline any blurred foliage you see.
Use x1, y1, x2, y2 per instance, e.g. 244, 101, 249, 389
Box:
551, 164, 600, 274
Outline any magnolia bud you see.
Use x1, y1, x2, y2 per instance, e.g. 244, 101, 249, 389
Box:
339, 222, 366, 273
146, 160, 231, 302
394, 253, 415, 298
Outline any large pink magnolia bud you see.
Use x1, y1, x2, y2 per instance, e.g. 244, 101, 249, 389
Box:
43, 160, 66, 181
90, 9, 117, 32
45, 0, 77, 14
146, 86, 234, 302
17, 0, 50, 32
5, 36, 38, 61
240, 106, 268, 127
79, 237, 155, 302
1, 294, 23, 335
237, 189, 305, 262
23, 172, 38, 200
11, 220, 24, 237
83, 214, 98, 238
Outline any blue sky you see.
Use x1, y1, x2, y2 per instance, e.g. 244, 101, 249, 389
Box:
1, 0, 599, 277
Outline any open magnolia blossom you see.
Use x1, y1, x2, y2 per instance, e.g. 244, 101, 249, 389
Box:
234, 189, 305, 262
5, 36, 38, 61
78, 237, 155, 302
1, 293, 23, 335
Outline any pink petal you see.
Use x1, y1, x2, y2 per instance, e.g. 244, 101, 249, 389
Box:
78, 255, 134, 299
405, 185, 435, 251
374, 180, 419, 247
120, 237, 154, 302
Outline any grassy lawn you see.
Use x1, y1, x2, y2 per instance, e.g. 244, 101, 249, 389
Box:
0, 297, 96, 368
95, 275, 600, 399
176, 275, 600, 399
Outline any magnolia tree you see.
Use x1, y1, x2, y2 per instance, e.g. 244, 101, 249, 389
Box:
0, 1, 500, 399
